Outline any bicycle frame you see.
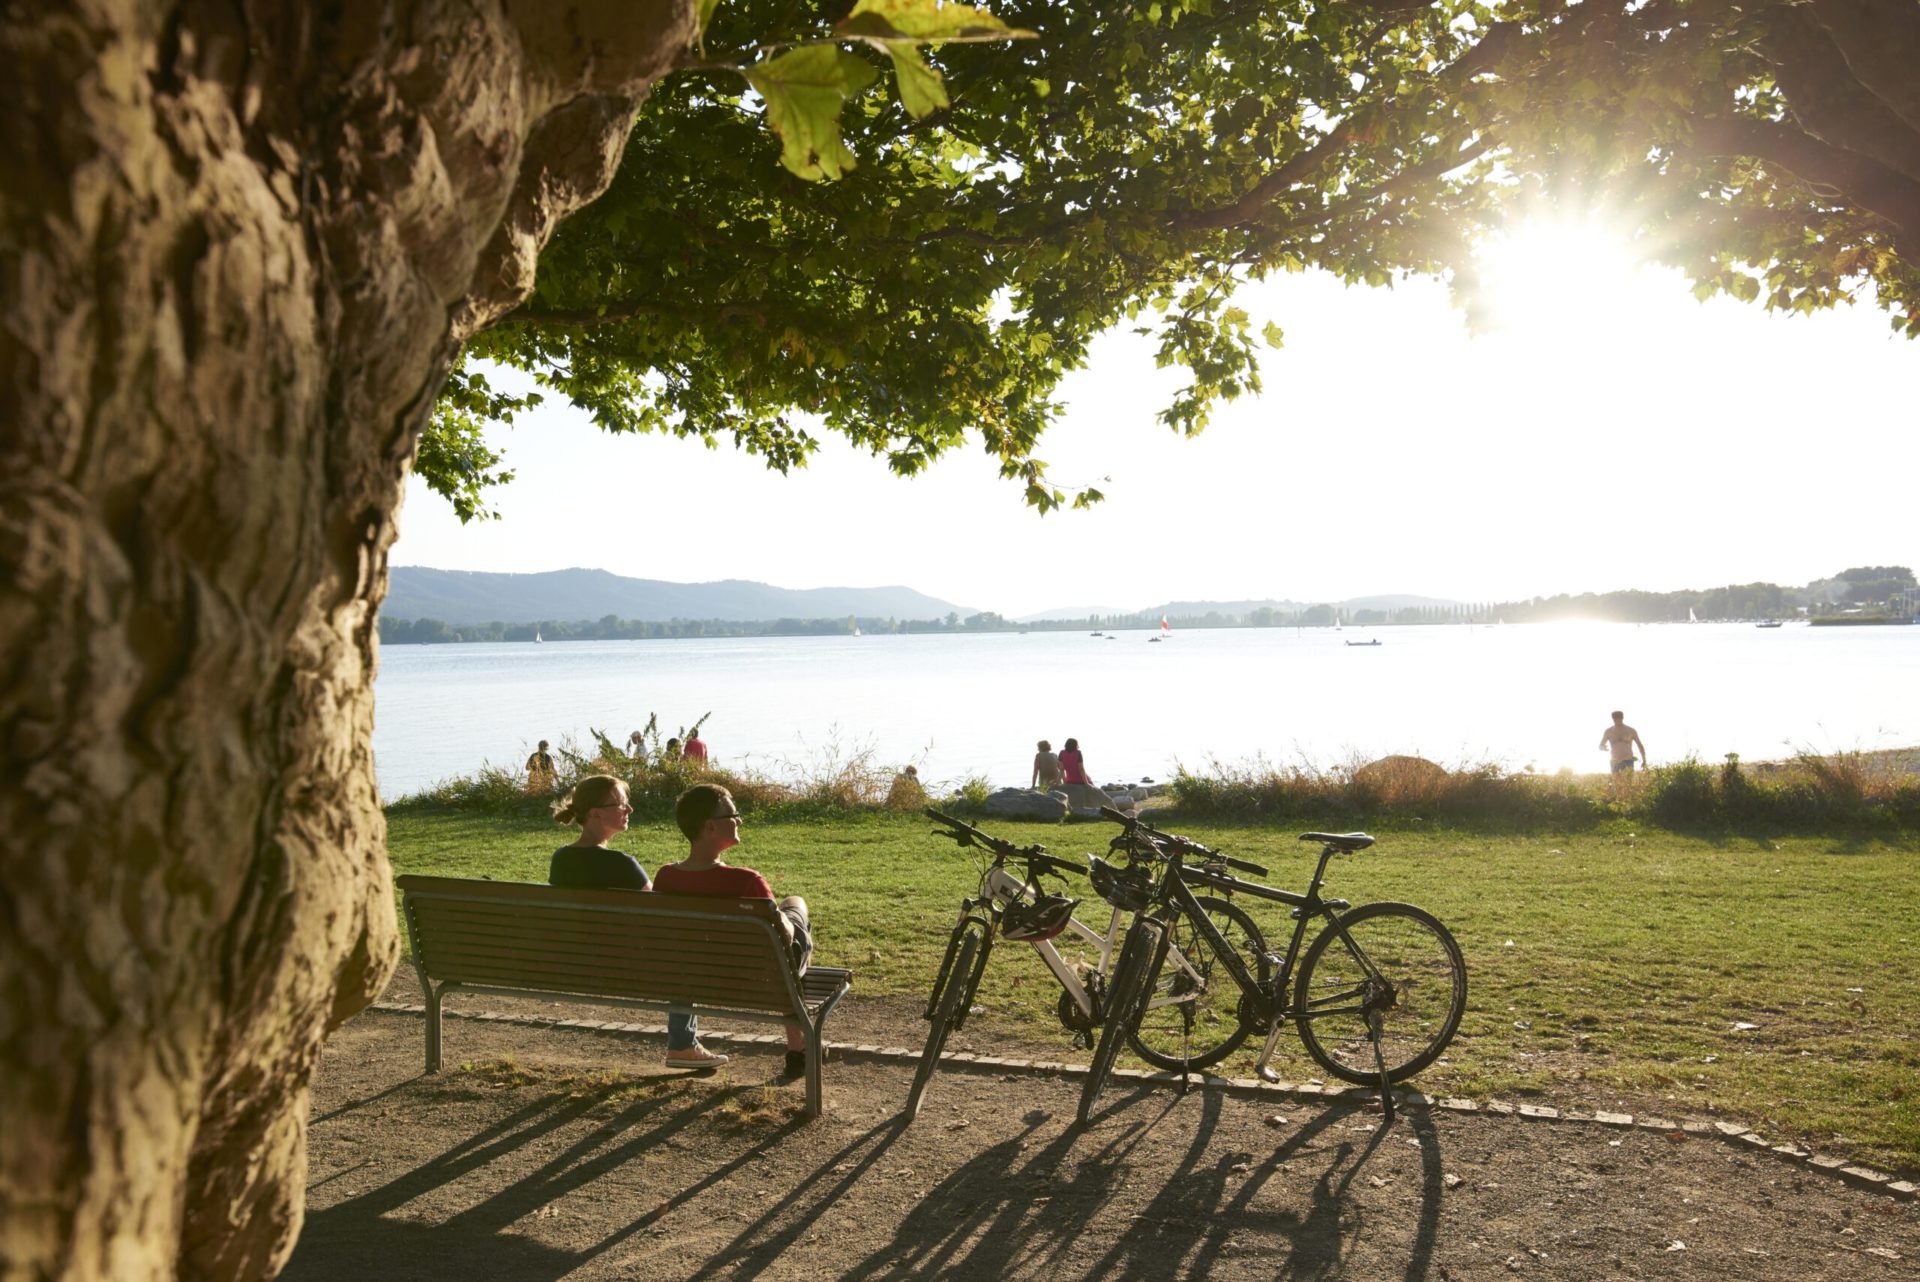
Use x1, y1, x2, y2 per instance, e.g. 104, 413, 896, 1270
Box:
982, 864, 1127, 1020
1134, 840, 1380, 1082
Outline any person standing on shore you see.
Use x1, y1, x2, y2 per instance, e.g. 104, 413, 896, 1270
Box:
1032, 740, 1063, 790
683, 728, 709, 766
1599, 712, 1649, 775
525, 739, 557, 793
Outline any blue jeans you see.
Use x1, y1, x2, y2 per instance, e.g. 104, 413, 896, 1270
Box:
668, 1012, 698, 1050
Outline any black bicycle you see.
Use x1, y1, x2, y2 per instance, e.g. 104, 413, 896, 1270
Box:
1079, 810, 1467, 1124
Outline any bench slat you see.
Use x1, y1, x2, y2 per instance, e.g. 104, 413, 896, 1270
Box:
422, 952, 790, 999
409, 917, 780, 953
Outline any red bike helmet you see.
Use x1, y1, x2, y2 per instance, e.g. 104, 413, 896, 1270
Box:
1000, 894, 1078, 941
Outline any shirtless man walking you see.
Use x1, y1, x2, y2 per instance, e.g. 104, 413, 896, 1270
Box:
1599, 711, 1649, 775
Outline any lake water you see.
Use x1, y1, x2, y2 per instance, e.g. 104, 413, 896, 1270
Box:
370, 622, 1920, 799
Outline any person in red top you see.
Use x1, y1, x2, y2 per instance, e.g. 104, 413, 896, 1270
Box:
1059, 737, 1092, 786
655, 783, 815, 1076
681, 729, 709, 765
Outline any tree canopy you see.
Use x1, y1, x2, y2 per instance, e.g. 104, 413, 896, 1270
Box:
425, 0, 1920, 520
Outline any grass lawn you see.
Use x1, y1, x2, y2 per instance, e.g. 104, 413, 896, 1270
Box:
384, 807, 1920, 1171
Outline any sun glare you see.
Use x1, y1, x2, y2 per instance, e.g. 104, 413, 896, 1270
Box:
1474, 216, 1650, 344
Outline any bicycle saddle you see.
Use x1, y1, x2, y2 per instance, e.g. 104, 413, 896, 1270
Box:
1298, 831, 1375, 851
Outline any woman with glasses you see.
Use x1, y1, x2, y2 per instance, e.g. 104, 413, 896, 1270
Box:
549, 775, 650, 891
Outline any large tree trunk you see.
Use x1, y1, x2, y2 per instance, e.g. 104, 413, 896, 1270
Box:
0, 3, 693, 1277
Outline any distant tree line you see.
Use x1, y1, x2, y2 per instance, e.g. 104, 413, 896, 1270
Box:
379, 567, 1915, 643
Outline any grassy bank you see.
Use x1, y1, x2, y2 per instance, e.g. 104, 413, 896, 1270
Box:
385, 806, 1919, 1172
389, 744, 1920, 834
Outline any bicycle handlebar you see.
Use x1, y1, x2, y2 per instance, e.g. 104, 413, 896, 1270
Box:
925, 808, 1085, 878
1097, 806, 1270, 877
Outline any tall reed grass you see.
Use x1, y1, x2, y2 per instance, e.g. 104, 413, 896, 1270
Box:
1162, 749, 1919, 830
387, 738, 1919, 833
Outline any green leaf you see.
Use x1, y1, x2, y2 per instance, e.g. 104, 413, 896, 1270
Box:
883, 43, 949, 117
743, 47, 880, 181
1262, 320, 1285, 348
837, 0, 1034, 43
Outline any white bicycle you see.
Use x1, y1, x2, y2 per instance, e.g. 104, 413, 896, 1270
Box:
903, 809, 1263, 1119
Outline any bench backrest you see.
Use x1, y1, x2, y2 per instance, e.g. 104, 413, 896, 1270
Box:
397, 874, 798, 1015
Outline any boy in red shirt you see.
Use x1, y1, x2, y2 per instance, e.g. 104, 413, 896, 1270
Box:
655, 784, 814, 1075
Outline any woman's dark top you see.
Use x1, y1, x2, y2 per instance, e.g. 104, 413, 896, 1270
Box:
549, 844, 651, 891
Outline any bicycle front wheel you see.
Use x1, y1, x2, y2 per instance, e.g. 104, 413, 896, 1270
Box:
905, 925, 985, 1121
1293, 901, 1466, 1085
1126, 895, 1267, 1072
1077, 918, 1164, 1123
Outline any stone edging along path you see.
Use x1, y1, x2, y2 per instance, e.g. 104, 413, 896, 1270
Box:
369, 1000, 1915, 1202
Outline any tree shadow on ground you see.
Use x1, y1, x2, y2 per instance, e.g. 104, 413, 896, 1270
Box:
290, 1066, 1446, 1282
284, 1071, 806, 1281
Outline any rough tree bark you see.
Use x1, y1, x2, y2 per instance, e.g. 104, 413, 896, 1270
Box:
0, 3, 694, 1278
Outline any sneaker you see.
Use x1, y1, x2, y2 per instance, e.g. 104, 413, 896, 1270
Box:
665, 1043, 729, 1069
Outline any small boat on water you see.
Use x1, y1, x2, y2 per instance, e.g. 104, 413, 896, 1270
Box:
1755, 620, 1783, 628
1147, 636, 1163, 643
1345, 639, 1382, 647
1090, 631, 1103, 636
534, 629, 543, 643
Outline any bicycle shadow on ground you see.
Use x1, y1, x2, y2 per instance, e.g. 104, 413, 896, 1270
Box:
689, 1083, 1447, 1282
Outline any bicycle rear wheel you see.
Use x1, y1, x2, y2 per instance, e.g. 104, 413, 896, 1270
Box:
1076, 918, 1164, 1123
1293, 901, 1466, 1085
905, 925, 986, 1120
1126, 895, 1267, 1072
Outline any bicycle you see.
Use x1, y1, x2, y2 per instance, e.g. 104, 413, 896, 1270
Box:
905, 809, 1142, 1121
1079, 810, 1466, 1125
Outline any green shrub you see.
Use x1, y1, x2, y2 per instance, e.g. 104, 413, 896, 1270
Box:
1645, 757, 1718, 826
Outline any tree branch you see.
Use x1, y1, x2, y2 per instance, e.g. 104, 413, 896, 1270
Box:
498, 299, 774, 326
1682, 115, 1920, 260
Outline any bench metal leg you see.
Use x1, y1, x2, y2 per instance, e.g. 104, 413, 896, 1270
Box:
424, 981, 444, 1073
805, 1037, 823, 1119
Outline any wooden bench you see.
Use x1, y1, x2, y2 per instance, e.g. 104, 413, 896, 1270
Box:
396, 875, 853, 1117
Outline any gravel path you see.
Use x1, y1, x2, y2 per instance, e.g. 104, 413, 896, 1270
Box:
285, 1006, 1918, 1281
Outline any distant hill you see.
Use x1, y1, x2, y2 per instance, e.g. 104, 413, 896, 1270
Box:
1011, 604, 1135, 623
1028, 594, 1465, 621
1334, 593, 1464, 611
384, 566, 977, 625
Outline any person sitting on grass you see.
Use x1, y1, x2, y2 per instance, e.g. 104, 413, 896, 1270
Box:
655, 783, 815, 1077
549, 774, 650, 891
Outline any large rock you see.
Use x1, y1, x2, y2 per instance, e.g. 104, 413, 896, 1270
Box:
981, 788, 1071, 821
1056, 782, 1118, 820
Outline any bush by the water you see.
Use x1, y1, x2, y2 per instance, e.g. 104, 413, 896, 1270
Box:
390, 737, 1918, 834
1160, 749, 1916, 831
387, 724, 933, 822
1643, 751, 1920, 829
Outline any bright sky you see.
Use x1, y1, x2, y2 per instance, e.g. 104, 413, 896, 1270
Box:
392, 221, 1920, 620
